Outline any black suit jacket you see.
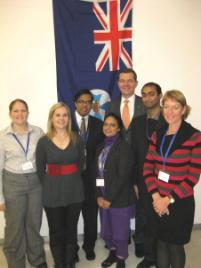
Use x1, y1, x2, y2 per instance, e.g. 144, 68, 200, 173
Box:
105, 95, 146, 145
72, 115, 104, 194
132, 113, 166, 193
95, 137, 136, 208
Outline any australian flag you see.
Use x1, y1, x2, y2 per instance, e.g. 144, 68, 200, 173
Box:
53, 0, 133, 117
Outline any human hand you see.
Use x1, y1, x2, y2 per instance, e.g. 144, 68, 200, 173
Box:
153, 196, 170, 217
97, 197, 104, 208
0, 203, 6, 211
102, 199, 111, 209
152, 192, 161, 202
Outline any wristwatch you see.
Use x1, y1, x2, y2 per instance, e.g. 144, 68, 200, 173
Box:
168, 195, 175, 204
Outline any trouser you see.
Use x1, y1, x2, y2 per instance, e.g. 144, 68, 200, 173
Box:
45, 203, 82, 266
100, 207, 131, 259
3, 170, 46, 268
157, 240, 186, 268
133, 194, 157, 261
81, 173, 98, 251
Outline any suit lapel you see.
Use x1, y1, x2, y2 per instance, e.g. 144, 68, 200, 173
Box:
104, 138, 120, 168
115, 98, 121, 117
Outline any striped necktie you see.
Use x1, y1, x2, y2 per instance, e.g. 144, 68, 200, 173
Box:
80, 117, 86, 136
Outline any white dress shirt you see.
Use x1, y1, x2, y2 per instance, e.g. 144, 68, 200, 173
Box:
120, 94, 135, 121
75, 111, 89, 131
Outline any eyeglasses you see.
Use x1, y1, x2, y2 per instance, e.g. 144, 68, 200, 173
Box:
77, 100, 92, 105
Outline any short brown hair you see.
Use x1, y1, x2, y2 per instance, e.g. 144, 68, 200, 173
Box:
117, 68, 137, 81
9, 99, 29, 113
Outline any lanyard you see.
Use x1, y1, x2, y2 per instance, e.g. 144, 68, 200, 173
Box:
12, 132, 30, 157
79, 128, 89, 144
160, 130, 177, 167
98, 146, 111, 178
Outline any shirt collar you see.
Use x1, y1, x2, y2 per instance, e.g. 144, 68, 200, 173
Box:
121, 94, 135, 104
6, 123, 33, 135
75, 111, 89, 122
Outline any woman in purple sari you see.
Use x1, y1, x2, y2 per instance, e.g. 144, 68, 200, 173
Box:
95, 113, 135, 268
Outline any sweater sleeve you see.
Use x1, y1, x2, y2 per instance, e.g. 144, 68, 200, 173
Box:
143, 133, 159, 195
36, 137, 47, 182
75, 135, 85, 172
104, 143, 135, 203
0, 137, 5, 204
171, 132, 201, 200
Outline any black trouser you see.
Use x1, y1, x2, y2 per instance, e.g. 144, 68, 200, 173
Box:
45, 203, 82, 266
81, 172, 98, 251
133, 194, 157, 261
157, 240, 185, 268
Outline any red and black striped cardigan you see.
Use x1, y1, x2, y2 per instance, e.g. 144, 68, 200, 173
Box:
143, 120, 201, 201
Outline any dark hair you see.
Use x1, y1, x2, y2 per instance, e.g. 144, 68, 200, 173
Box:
74, 89, 93, 102
9, 99, 29, 112
104, 113, 123, 130
141, 82, 162, 95
117, 68, 137, 81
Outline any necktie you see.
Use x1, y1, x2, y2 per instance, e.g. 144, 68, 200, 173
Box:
122, 99, 130, 129
80, 117, 87, 170
80, 117, 86, 136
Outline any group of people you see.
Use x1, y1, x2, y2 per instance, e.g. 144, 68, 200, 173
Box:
0, 68, 201, 268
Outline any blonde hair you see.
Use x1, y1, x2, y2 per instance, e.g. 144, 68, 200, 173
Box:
162, 90, 191, 119
47, 102, 76, 141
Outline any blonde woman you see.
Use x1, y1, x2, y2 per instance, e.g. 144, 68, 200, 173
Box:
36, 102, 84, 268
144, 90, 201, 268
0, 99, 47, 268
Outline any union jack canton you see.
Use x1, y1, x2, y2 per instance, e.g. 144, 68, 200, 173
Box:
93, 0, 133, 72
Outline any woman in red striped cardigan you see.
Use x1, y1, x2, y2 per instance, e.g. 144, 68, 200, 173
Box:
143, 90, 201, 268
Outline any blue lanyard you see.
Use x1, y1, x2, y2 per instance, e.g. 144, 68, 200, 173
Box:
79, 128, 89, 144
160, 130, 177, 167
12, 132, 30, 157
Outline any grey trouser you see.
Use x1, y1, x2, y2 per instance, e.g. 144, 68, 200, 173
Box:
2, 170, 46, 268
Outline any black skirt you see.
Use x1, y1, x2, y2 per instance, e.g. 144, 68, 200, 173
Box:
156, 195, 195, 245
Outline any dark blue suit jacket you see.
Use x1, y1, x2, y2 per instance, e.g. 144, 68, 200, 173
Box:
72, 114, 104, 195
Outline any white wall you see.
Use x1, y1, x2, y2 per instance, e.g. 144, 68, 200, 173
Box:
0, 0, 201, 238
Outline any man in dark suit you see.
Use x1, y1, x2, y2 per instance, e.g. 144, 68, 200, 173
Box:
105, 68, 146, 145
132, 82, 166, 268
72, 89, 104, 261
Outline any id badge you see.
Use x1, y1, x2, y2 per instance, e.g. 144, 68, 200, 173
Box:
22, 161, 33, 171
158, 170, 170, 183
96, 178, 104, 187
